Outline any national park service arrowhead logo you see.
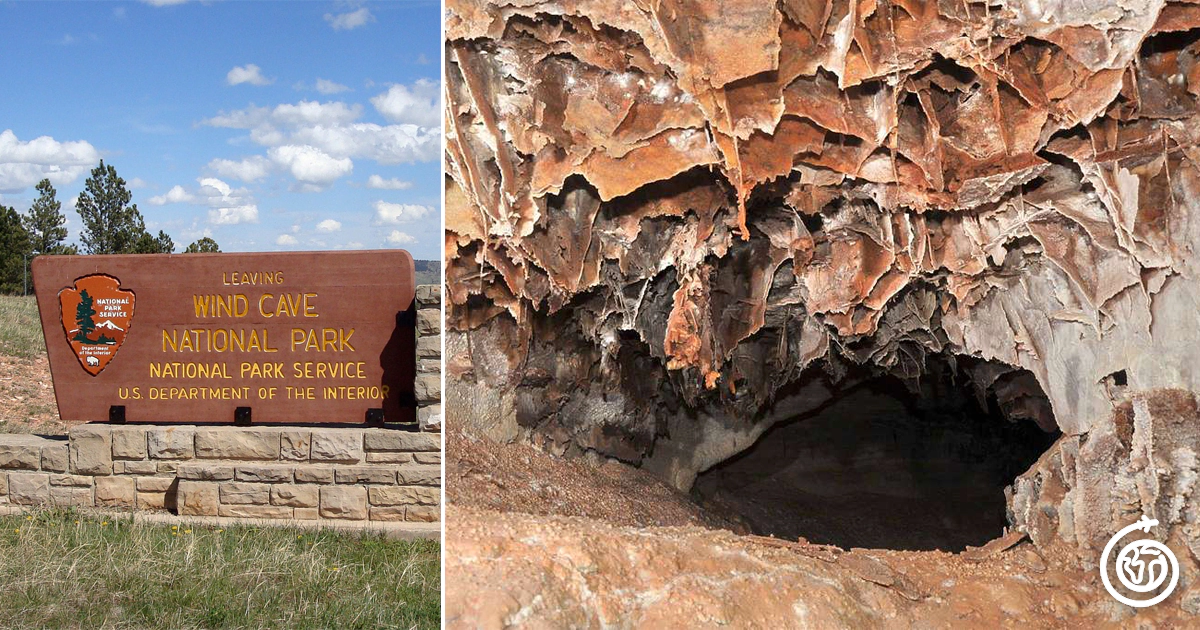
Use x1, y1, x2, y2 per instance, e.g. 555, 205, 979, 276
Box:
59, 274, 135, 375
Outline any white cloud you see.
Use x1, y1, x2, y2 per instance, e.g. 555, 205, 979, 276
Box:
127, 177, 149, 189
226, 64, 273, 87
272, 101, 361, 126
207, 155, 272, 182
209, 205, 259, 225
148, 185, 196, 205
324, 7, 373, 31
315, 79, 351, 95
268, 145, 353, 187
201, 92, 440, 165
0, 129, 100, 193
373, 201, 431, 225
344, 241, 364, 249
416, 53, 430, 65
140, 0, 190, 5
276, 234, 298, 246
316, 219, 342, 233
148, 177, 259, 226
367, 174, 412, 190
370, 80, 439, 127
386, 230, 416, 245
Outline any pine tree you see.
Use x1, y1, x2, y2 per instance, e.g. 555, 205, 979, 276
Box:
184, 237, 220, 253
76, 161, 149, 254
22, 179, 70, 255
0, 205, 32, 294
132, 230, 175, 254
75, 289, 97, 342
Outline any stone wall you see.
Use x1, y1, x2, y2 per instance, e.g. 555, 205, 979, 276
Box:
0, 425, 441, 524
415, 284, 442, 432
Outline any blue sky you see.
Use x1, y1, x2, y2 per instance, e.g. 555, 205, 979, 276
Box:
0, 0, 441, 259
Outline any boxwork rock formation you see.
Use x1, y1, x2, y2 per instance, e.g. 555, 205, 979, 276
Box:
445, 0, 1200, 564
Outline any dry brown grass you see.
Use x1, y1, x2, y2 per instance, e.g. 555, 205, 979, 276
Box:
0, 296, 43, 359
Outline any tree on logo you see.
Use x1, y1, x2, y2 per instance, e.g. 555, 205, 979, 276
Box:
75, 290, 97, 343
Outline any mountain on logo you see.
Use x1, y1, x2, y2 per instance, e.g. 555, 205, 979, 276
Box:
58, 275, 135, 376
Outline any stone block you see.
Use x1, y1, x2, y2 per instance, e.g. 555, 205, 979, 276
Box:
195, 428, 280, 460
319, 486, 367, 520
280, 430, 311, 460
368, 486, 439, 506
8, 473, 50, 505
0, 439, 44, 470
177, 481, 218, 516
270, 485, 318, 508
363, 431, 440, 453
116, 460, 158, 475
418, 359, 441, 373
417, 334, 441, 359
49, 474, 93, 487
110, 427, 148, 460
156, 462, 179, 474
414, 374, 441, 403
417, 308, 440, 336
0, 473, 7, 496
51, 486, 93, 507
136, 476, 176, 493
220, 482, 269, 505
406, 505, 440, 522
309, 430, 363, 463
334, 466, 396, 485
147, 427, 194, 460
219, 505, 292, 519
69, 425, 113, 475
40, 444, 69, 472
94, 476, 136, 508
394, 465, 439, 486
418, 406, 442, 433
365, 452, 413, 464
415, 284, 441, 307
138, 492, 167, 510
235, 466, 292, 483
369, 507, 407, 522
293, 507, 319, 520
177, 463, 234, 481
294, 466, 334, 484
413, 452, 441, 465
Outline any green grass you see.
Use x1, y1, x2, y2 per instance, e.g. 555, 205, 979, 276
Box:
0, 295, 44, 359
0, 509, 440, 629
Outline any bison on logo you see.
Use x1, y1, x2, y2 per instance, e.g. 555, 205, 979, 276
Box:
58, 274, 135, 375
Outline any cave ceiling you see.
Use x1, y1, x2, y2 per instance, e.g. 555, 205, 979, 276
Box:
445, 0, 1200, 456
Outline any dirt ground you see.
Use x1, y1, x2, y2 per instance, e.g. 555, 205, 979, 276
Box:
0, 353, 66, 435
445, 430, 1194, 628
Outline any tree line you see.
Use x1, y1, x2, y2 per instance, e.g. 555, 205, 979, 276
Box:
1, 161, 221, 294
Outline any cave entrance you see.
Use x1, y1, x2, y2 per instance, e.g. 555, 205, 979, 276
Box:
693, 357, 1061, 552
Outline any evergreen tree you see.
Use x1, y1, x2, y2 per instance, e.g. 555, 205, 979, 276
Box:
74, 289, 97, 342
184, 237, 220, 253
0, 205, 32, 294
132, 230, 175, 254
76, 161, 148, 254
22, 179, 69, 255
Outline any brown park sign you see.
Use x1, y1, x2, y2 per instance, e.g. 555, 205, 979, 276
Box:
32, 251, 417, 424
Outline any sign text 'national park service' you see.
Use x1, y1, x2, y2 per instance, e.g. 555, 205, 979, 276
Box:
32, 251, 416, 424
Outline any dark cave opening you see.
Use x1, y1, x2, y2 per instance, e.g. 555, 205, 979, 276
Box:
692, 357, 1061, 552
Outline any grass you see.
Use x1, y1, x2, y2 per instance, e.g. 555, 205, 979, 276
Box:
0, 296, 44, 359
0, 509, 440, 629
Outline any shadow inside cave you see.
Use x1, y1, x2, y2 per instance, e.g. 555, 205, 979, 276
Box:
693, 358, 1061, 552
